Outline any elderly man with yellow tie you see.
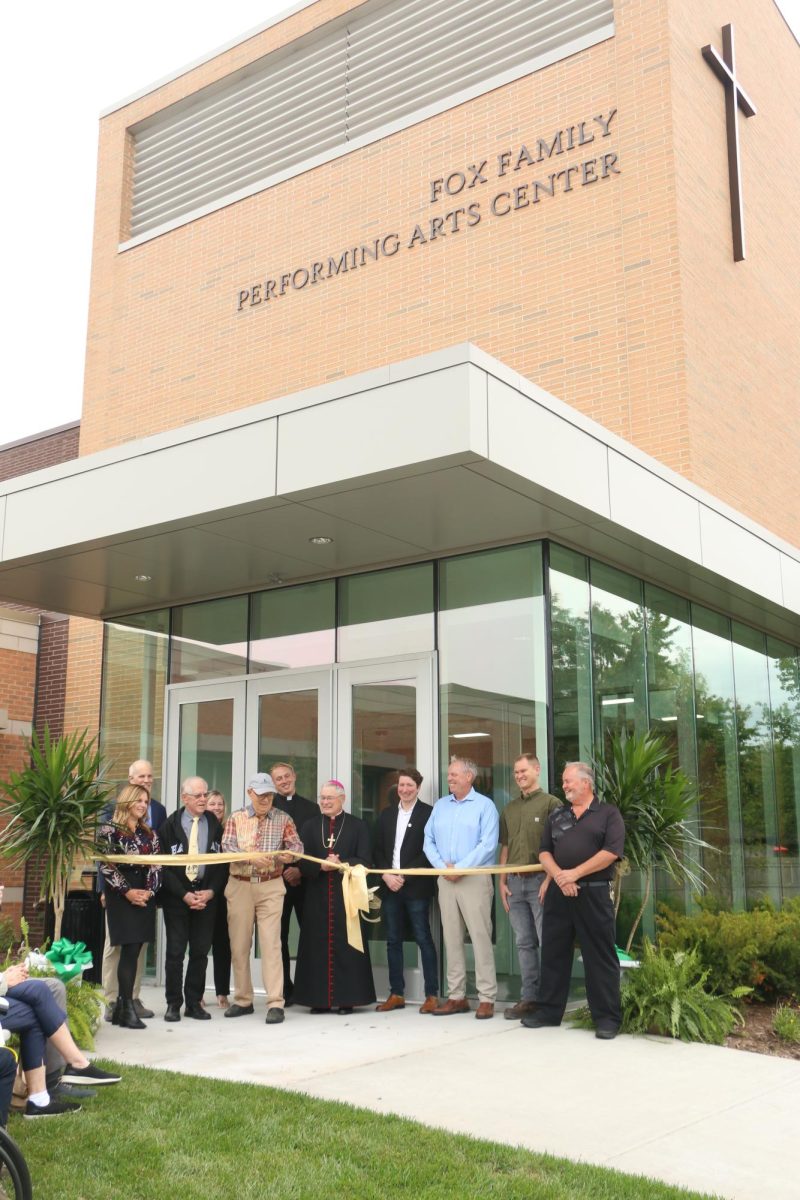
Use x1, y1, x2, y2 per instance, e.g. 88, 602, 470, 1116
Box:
157, 777, 226, 1021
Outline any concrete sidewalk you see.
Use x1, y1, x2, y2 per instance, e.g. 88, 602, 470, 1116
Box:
95, 986, 798, 1200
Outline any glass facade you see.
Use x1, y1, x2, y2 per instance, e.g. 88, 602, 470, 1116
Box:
250, 581, 335, 672
101, 539, 800, 950
101, 610, 169, 790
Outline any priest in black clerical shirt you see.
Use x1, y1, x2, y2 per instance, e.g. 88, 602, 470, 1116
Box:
293, 780, 376, 1013
270, 762, 319, 1006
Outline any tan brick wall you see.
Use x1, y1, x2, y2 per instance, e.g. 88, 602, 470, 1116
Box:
669, 0, 800, 546
76, 0, 800, 552
81, 0, 696, 486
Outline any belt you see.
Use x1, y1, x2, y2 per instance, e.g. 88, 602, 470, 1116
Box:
579, 880, 613, 888
231, 873, 282, 884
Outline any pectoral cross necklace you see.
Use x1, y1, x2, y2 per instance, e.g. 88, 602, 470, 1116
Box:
323, 814, 345, 850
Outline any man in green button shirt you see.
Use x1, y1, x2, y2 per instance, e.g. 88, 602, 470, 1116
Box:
499, 754, 561, 1020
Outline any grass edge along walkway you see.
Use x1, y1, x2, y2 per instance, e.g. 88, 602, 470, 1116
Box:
12, 1061, 722, 1200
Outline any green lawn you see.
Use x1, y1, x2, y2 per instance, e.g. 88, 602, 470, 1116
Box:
11, 1063, 719, 1200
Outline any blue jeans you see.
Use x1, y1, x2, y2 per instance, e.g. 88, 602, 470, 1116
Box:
4, 979, 67, 1072
506, 874, 544, 1002
383, 892, 439, 997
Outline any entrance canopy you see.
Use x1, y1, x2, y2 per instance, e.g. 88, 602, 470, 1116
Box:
1, 343, 799, 641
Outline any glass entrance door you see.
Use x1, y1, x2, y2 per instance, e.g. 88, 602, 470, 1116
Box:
164, 680, 246, 815
337, 657, 436, 999
165, 655, 436, 998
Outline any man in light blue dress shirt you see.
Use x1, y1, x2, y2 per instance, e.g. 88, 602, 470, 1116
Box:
423, 757, 499, 1018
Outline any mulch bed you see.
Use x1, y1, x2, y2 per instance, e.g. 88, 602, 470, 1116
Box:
724, 1003, 800, 1061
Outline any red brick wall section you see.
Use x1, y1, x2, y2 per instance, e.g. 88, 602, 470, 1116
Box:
0, 632, 38, 940
33, 616, 70, 742
0, 423, 80, 482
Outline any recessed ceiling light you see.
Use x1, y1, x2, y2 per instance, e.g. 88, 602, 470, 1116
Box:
309, 536, 333, 545
134, 574, 152, 582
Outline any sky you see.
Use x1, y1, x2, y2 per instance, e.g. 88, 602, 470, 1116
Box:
1, 0, 798, 447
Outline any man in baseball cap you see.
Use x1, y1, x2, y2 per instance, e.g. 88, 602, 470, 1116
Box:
220, 773, 304, 1023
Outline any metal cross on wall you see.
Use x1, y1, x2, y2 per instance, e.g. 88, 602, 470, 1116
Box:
701, 23, 756, 261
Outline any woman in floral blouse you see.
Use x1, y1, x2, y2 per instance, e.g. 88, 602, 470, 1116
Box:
98, 784, 161, 1030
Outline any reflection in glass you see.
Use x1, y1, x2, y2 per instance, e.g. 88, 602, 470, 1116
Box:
644, 586, 698, 913
439, 543, 547, 995
691, 606, 743, 907
732, 624, 780, 904
250, 581, 335, 671
101, 610, 169, 789
338, 564, 434, 661
590, 561, 647, 752
178, 699, 234, 804
171, 596, 248, 683
257, 690, 319, 804
550, 546, 593, 774
350, 681, 418, 971
644, 586, 697, 774
766, 639, 800, 900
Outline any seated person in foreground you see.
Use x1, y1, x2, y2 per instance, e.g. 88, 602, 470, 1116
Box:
0, 962, 120, 1119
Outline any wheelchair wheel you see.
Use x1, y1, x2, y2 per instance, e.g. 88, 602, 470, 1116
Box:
0, 1126, 32, 1200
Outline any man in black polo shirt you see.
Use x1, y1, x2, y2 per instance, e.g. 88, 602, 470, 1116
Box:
522, 761, 625, 1039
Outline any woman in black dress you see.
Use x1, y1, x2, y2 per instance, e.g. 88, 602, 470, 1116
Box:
98, 785, 161, 1030
293, 780, 376, 1014
206, 789, 232, 1008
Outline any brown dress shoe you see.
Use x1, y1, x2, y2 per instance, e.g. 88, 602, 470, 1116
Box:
419, 995, 439, 1014
431, 998, 470, 1016
376, 994, 406, 1012
475, 1002, 495, 1020
504, 1000, 537, 1021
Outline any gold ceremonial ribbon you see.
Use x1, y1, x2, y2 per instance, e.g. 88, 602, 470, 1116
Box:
96, 851, 543, 952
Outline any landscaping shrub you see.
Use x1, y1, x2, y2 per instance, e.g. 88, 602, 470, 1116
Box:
567, 941, 749, 1043
656, 898, 800, 1002
620, 941, 749, 1043
772, 1003, 800, 1045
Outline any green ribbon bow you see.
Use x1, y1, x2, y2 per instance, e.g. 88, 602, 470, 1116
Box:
45, 938, 93, 982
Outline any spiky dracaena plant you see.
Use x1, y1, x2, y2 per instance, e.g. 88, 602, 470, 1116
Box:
0, 727, 114, 940
593, 731, 716, 951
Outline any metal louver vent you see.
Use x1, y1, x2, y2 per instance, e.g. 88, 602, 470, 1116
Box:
127, 0, 614, 245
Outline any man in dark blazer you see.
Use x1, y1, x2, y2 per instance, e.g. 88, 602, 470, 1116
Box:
156, 776, 226, 1021
270, 762, 318, 1005
374, 767, 440, 1013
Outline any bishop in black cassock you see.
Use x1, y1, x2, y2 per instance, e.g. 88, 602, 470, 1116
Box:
293, 781, 376, 1012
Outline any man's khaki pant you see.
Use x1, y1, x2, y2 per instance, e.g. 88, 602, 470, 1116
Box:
437, 874, 497, 1004
102, 918, 145, 1004
226, 875, 286, 1008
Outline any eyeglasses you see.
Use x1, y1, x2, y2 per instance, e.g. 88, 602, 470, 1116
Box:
184, 791, 209, 798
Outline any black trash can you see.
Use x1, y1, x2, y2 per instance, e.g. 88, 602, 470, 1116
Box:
58, 883, 105, 985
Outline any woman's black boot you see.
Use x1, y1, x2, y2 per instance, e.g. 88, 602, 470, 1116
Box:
118, 999, 146, 1029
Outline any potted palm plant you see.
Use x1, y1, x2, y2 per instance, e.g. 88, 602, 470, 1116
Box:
593, 731, 715, 952
0, 727, 114, 941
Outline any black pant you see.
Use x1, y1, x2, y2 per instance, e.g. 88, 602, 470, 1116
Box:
212, 895, 232, 997
163, 899, 217, 1007
537, 883, 621, 1029
281, 882, 306, 1000
0, 1048, 17, 1127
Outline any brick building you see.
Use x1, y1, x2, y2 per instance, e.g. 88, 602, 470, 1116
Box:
0, 425, 79, 939
0, 0, 798, 997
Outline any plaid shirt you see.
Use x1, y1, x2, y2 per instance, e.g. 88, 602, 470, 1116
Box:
222, 804, 303, 880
